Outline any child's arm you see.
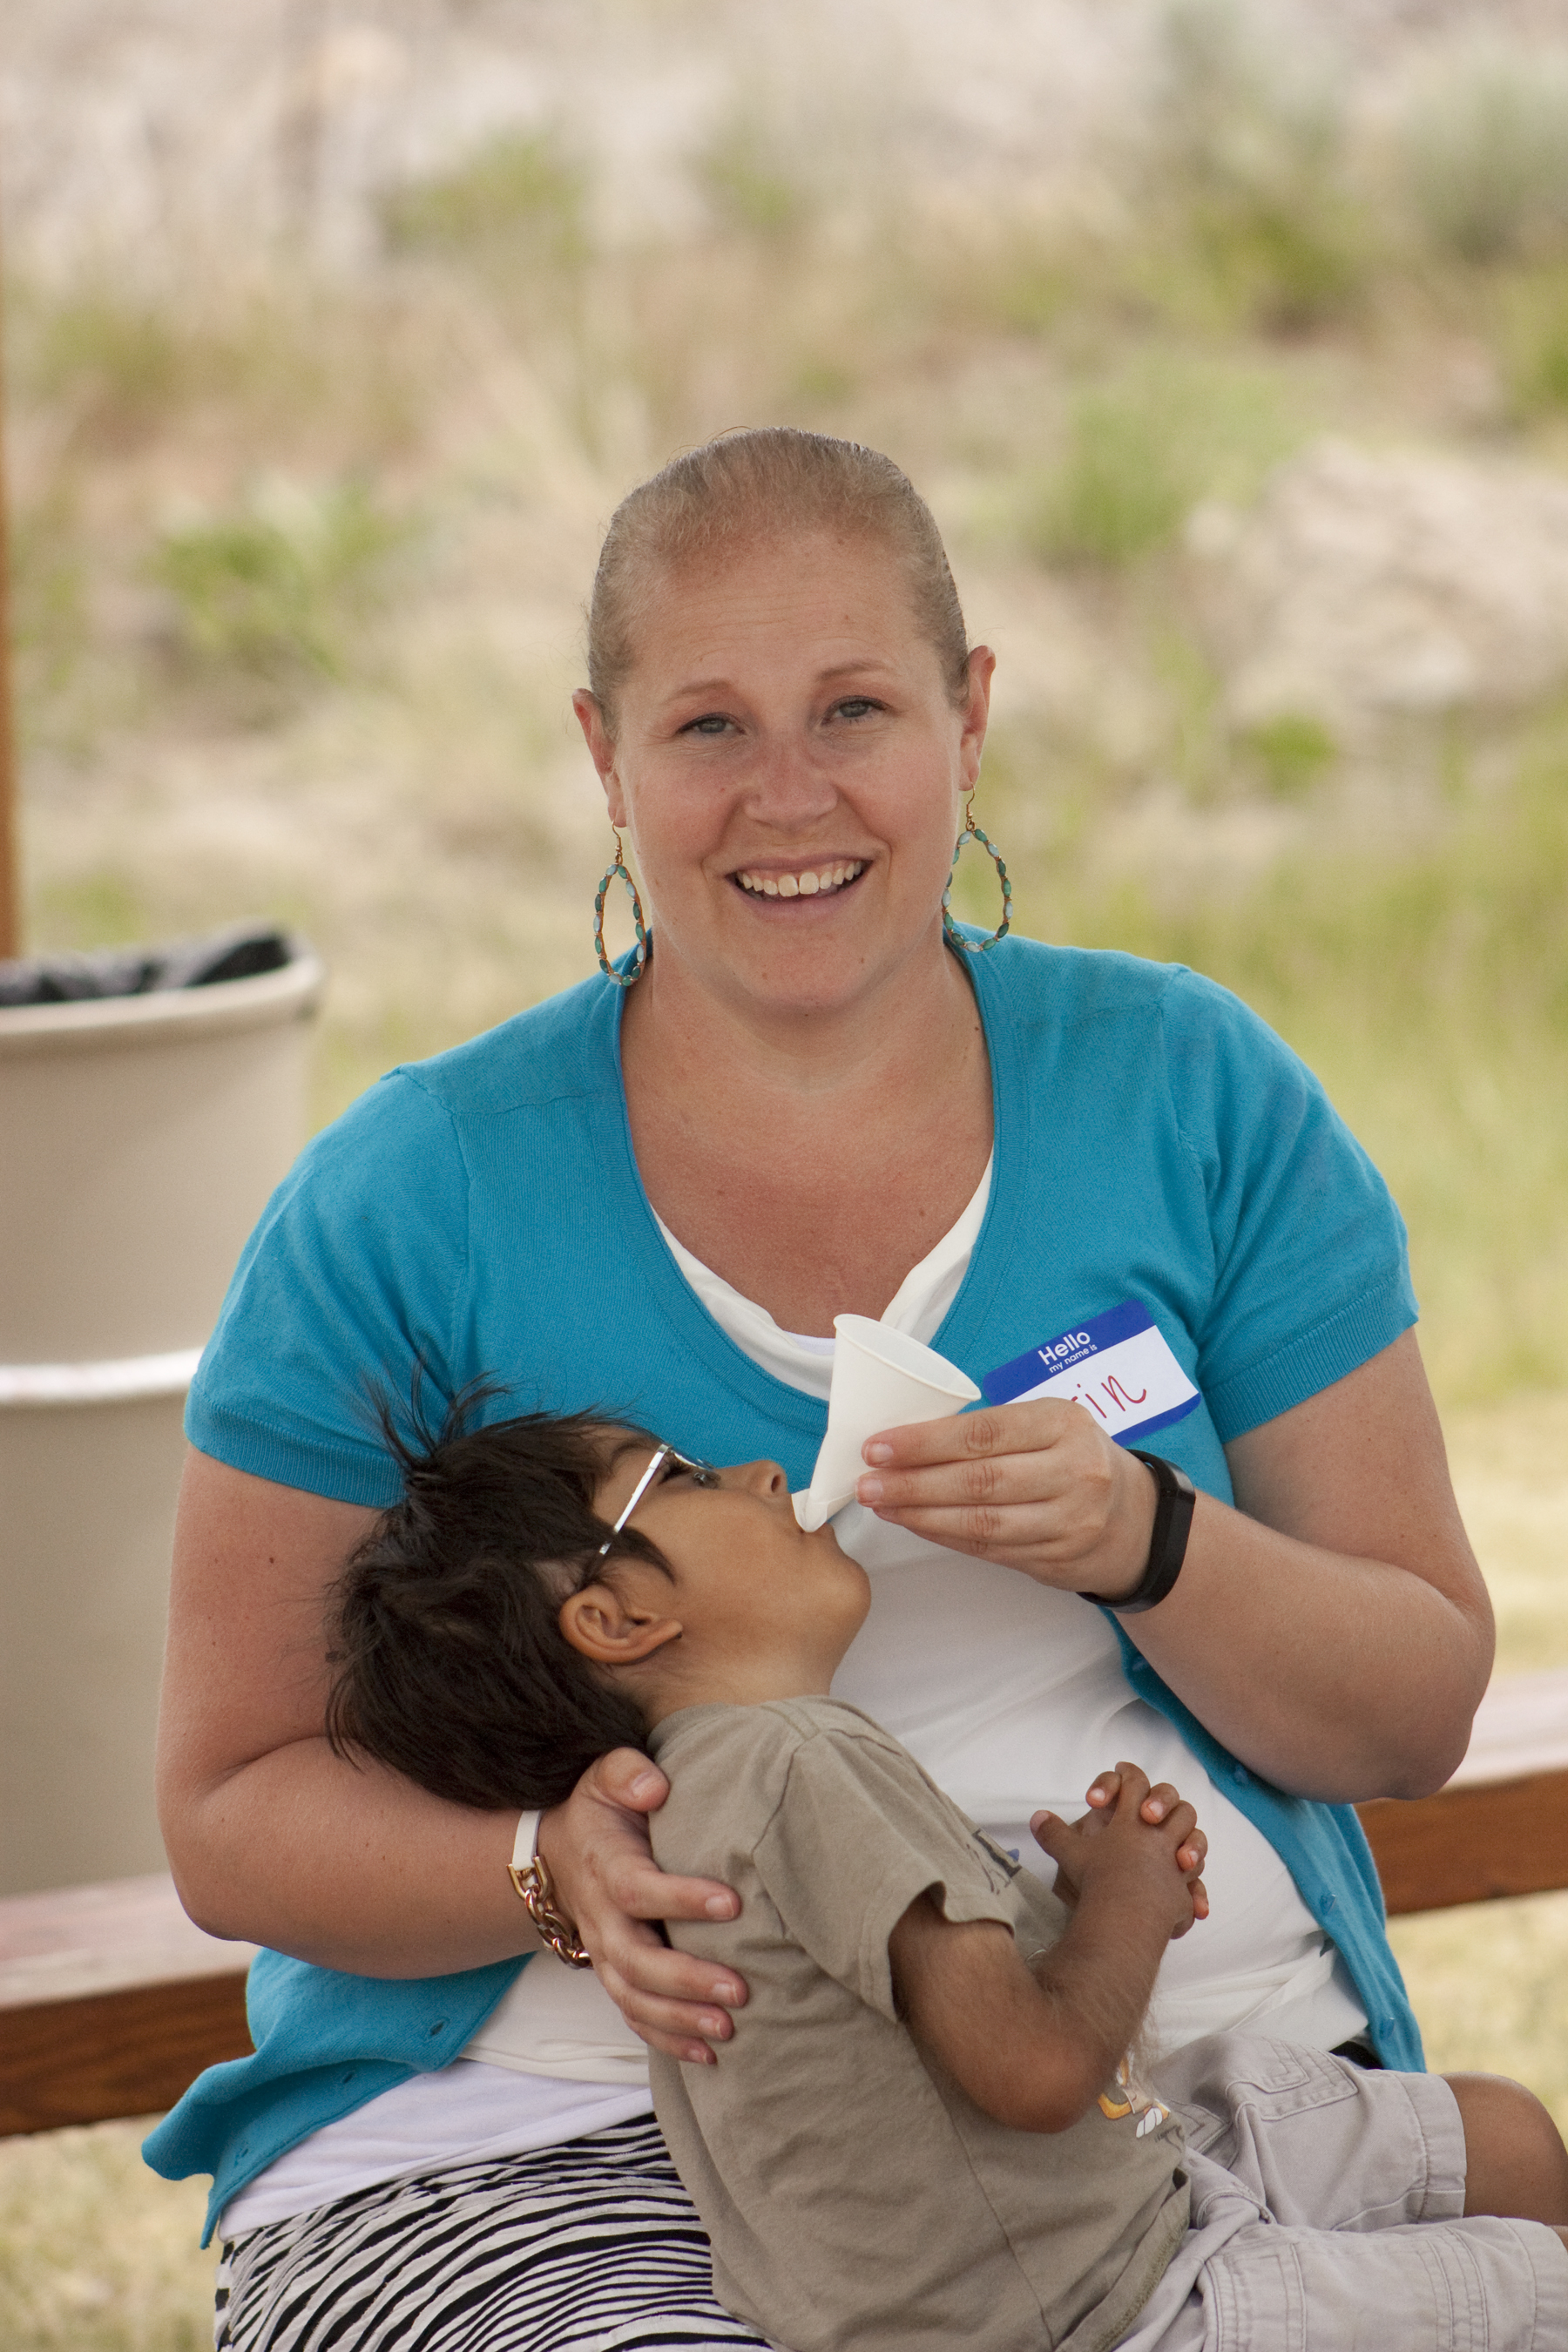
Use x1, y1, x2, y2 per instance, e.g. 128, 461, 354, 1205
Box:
887, 1762, 1202, 2134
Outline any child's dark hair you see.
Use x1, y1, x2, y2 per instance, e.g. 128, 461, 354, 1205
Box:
326, 1387, 666, 1810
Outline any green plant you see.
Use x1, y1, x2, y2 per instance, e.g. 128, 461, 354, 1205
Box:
151, 478, 411, 681
1502, 267, 1568, 415
1402, 39, 1568, 264
697, 119, 811, 240
1242, 712, 1337, 799
1028, 358, 1298, 567
1145, 0, 1374, 332
382, 130, 587, 266
1032, 386, 1193, 564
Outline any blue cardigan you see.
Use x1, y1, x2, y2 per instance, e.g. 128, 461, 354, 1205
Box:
145, 935, 1423, 2240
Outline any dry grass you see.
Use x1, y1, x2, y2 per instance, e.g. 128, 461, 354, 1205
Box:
0, 2120, 213, 2352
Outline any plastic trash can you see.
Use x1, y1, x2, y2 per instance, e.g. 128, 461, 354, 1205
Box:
0, 927, 324, 1893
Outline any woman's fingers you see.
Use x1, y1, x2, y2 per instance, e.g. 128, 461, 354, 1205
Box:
593, 1921, 747, 2058
540, 1750, 748, 2063
552, 1749, 740, 1926
592, 1747, 671, 1811
852, 1401, 1158, 1592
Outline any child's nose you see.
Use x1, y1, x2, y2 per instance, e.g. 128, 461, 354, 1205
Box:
740, 1458, 788, 1497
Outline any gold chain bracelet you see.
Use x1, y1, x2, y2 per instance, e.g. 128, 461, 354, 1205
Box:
507, 1848, 593, 1969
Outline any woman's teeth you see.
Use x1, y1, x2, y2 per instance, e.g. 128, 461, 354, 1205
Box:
735, 861, 865, 899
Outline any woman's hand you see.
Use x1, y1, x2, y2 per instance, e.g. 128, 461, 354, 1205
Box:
854, 1399, 1158, 1597
852, 1335, 1494, 1804
536, 1749, 748, 2065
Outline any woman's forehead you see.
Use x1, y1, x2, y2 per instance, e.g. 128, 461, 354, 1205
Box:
627, 532, 929, 678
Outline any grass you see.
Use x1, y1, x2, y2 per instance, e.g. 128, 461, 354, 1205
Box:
381, 128, 589, 267
0, 2121, 213, 2352
1025, 355, 1301, 565
152, 478, 413, 685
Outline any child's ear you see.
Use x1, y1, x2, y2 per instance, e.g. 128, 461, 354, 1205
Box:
560, 1581, 682, 1668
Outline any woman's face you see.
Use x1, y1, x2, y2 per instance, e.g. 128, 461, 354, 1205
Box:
574, 528, 995, 1019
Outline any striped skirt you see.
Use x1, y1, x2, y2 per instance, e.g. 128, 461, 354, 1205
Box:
214, 2117, 774, 2352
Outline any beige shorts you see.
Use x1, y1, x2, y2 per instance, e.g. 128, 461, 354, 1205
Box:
1111, 2033, 1568, 2352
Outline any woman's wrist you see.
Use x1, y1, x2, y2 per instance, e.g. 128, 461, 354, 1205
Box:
1083, 1453, 1196, 1613
1079, 1450, 1164, 1605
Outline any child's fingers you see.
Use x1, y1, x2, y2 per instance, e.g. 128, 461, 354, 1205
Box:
1107, 1761, 1152, 1814
1029, 1809, 1078, 1868
1167, 1876, 1210, 1937
1159, 1799, 1200, 1855
1139, 1779, 1189, 1824
1176, 1828, 1208, 1874
1084, 1769, 1122, 1810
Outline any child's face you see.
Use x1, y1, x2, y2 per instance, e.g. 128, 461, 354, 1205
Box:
573, 1434, 872, 1710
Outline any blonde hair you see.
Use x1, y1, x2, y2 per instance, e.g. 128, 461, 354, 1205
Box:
585, 428, 971, 730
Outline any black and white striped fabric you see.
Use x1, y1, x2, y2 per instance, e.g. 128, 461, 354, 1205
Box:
214, 2117, 774, 2352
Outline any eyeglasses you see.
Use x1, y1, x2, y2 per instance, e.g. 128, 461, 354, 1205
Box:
597, 1443, 720, 1557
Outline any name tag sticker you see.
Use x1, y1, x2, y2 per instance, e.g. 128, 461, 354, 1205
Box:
983, 1302, 1200, 1449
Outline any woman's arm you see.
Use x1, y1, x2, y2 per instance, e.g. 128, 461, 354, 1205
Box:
855, 1330, 1492, 1802
158, 1448, 747, 2057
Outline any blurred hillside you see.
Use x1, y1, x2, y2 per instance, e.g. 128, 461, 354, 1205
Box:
5, 0, 1568, 1409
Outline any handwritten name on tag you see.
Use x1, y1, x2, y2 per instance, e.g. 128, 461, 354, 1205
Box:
983, 1302, 1201, 1449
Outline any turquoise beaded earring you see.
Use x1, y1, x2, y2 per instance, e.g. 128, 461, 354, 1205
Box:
593, 828, 649, 986
942, 798, 1012, 951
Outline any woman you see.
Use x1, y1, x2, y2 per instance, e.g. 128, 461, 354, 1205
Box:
150, 429, 1491, 2349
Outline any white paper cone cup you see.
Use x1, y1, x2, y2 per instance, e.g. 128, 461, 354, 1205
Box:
793, 1315, 981, 1529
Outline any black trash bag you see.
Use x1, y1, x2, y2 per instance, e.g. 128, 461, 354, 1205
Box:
0, 923, 299, 1008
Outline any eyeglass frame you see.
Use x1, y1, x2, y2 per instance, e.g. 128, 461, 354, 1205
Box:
597, 1442, 720, 1557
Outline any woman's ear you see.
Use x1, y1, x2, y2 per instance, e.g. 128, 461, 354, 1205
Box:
560, 1580, 681, 1668
571, 689, 625, 821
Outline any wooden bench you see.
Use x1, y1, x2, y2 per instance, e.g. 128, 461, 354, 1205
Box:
4, 1669, 1567, 2139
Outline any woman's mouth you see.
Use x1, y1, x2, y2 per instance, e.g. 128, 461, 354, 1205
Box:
733, 860, 866, 902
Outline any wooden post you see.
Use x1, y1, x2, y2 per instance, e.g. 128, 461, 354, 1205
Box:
0, 211, 17, 961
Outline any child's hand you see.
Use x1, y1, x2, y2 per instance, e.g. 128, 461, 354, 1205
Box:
1029, 1761, 1209, 1941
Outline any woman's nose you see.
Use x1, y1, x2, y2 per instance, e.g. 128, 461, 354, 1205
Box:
741, 740, 838, 829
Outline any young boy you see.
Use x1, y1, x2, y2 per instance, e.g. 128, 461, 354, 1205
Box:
329, 1400, 1568, 2352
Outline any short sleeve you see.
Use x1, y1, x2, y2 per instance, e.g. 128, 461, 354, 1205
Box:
1161, 970, 1417, 1442
751, 1729, 1018, 2023
184, 1071, 470, 1504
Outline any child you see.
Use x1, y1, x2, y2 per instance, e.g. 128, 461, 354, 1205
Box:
328, 1398, 1568, 2352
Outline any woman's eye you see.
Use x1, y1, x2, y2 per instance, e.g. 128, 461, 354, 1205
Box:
832, 696, 879, 721
683, 712, 733, 737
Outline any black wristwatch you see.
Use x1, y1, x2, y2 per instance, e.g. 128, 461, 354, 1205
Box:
1079, 1450, 1196, 1614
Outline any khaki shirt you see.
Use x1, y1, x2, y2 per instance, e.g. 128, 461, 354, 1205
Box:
648, 1697, 1190, 2352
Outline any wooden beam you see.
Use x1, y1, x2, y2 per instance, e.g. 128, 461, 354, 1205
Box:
0, 1874, 253, 2136
1357, 1767, 1568, 1917
0, 1971, 250, 2136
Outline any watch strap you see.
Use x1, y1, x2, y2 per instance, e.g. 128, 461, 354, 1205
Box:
1079, 1450, 1196, 1614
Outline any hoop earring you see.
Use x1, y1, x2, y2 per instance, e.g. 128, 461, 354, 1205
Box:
593, 829, 649, 986
942, 801, 1012, 952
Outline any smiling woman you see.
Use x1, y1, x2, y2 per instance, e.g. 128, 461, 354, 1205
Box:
145, 429, 1494, 2351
